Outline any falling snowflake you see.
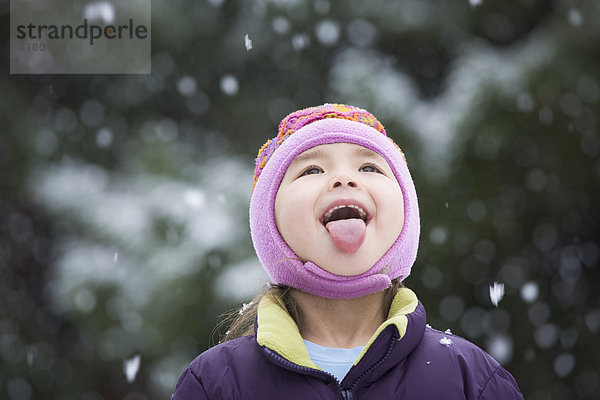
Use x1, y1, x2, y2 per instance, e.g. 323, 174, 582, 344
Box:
176, 76, 197, 97
84, 1, 115, 24
315, 20, 340, 46
113, 252, 119, 264
520, 281, 539, 303
123, 355, 141, 383
439, 337, 453, 347
489, 282, 505, 306
220, 75, 239, 96
469, 0, 482, 6
96, 128, 113, 148
568, 9, 583, 27
292, 34, 309, 51
244, 34, 253, 51
26, 347, 35, 366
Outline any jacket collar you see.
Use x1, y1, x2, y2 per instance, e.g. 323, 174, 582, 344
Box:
255, 287, 424, 372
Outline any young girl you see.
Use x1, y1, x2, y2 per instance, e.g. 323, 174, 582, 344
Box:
172, 104, 523, 399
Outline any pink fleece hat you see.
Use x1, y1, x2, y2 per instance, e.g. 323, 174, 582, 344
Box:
250, 104, 420, 299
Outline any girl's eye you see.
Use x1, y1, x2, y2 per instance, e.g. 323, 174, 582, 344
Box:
300, 165, 323, 176
360, 164, 381, 173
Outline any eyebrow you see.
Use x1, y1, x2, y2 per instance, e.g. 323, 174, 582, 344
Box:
289, 148, 326, 167
352, 146, 381, 159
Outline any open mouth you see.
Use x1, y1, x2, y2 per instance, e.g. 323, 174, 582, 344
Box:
321, 204, 368, 226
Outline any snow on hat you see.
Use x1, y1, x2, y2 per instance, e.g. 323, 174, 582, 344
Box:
250, 104, 420, 299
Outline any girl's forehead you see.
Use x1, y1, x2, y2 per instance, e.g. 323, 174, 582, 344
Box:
290, 143, 385, 166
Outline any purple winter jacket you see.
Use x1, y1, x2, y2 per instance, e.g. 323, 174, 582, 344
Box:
172, 288, 523, 399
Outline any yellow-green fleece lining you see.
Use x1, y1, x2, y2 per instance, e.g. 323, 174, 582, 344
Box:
255, 288, 419, 369
354, 287, 418, 365
256, 293, 320, 370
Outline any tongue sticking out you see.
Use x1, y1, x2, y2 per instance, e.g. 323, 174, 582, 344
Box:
325, 219, 366, 253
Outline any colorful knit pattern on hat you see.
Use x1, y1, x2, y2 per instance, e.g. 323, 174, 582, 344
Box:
252, 104, 392, 192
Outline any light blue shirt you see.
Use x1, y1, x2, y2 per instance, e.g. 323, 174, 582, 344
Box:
303, 339, 365, 383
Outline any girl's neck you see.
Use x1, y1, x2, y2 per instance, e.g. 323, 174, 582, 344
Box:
291, 289, 388, 349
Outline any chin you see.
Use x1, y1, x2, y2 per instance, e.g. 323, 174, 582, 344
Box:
328, 257, 376, 277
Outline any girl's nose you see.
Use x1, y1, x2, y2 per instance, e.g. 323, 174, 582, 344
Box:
331, 175, 358, 189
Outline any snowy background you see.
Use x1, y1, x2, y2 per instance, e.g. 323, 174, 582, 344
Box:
1, 0, 599, 399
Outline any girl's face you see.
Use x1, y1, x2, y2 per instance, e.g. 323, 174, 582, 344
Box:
275, 142, 404, 276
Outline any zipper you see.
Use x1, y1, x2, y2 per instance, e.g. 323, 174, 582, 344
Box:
262, 347, 336, 378
263, 330, 397, 400
262, 347, 349, 399
345, 332, 398, 396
